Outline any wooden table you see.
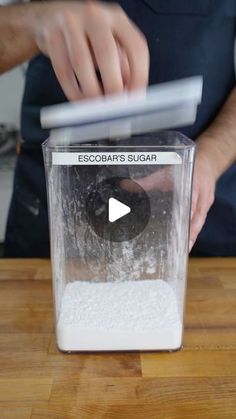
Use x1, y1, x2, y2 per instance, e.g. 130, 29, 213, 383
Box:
0, 258, 236, 419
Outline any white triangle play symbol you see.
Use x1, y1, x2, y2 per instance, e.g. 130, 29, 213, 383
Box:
108, 197, 131, 223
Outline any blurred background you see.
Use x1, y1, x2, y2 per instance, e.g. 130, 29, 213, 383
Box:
0, 65, 25, 256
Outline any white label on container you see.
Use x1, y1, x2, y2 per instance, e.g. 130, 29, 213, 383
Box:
52, 152, 182, 166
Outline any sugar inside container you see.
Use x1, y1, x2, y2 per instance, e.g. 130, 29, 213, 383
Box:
41, 77, 202, 351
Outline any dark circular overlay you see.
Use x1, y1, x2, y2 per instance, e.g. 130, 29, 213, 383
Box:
86, 177, 150, 242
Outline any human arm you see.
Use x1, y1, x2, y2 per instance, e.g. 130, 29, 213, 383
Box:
0, 3, 38, 72
0, 1, 149, 100
189, 86, 236, 251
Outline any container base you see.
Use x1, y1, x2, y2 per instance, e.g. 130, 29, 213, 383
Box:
57, 324, 183, 352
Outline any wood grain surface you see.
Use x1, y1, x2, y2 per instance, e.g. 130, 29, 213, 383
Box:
0, 258, 236, 419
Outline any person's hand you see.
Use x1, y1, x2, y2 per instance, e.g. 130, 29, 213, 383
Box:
29, 0, 149, 101
120, 167, 173, 193
120, 141, 218, 253
189, 144, 218, 252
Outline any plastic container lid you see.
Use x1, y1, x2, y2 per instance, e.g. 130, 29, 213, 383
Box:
41, 76, 203, 144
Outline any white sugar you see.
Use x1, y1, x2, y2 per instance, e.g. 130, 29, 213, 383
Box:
57, 279, 183, 351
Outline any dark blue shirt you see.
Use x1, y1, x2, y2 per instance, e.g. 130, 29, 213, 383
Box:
6, 0, 236, 256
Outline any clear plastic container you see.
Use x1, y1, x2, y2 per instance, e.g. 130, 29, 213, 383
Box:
42, 78, 200, 351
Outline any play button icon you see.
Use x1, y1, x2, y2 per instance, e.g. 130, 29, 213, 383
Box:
108, 198, 131, 223
86, 177, 150, 242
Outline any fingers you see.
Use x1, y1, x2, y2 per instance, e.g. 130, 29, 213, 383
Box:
86, 3, 148, 94
190, 186, 198, 221
137, 169, 173, 192
58, 9, 144, 98
113, 11, 149, 90
46, 28, 82, 101
86, 2, 148, 91
88, 26, 124, 94
189, 203, 206, 252
189, 191, 214, 252
35, 2, 149, 100
120, 178, 141, 193
121, 169, 173, 193
63, 17, 103, 98
117, 42, 131, 88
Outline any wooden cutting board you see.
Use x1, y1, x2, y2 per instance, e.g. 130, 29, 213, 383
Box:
0, 258, 236, 418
